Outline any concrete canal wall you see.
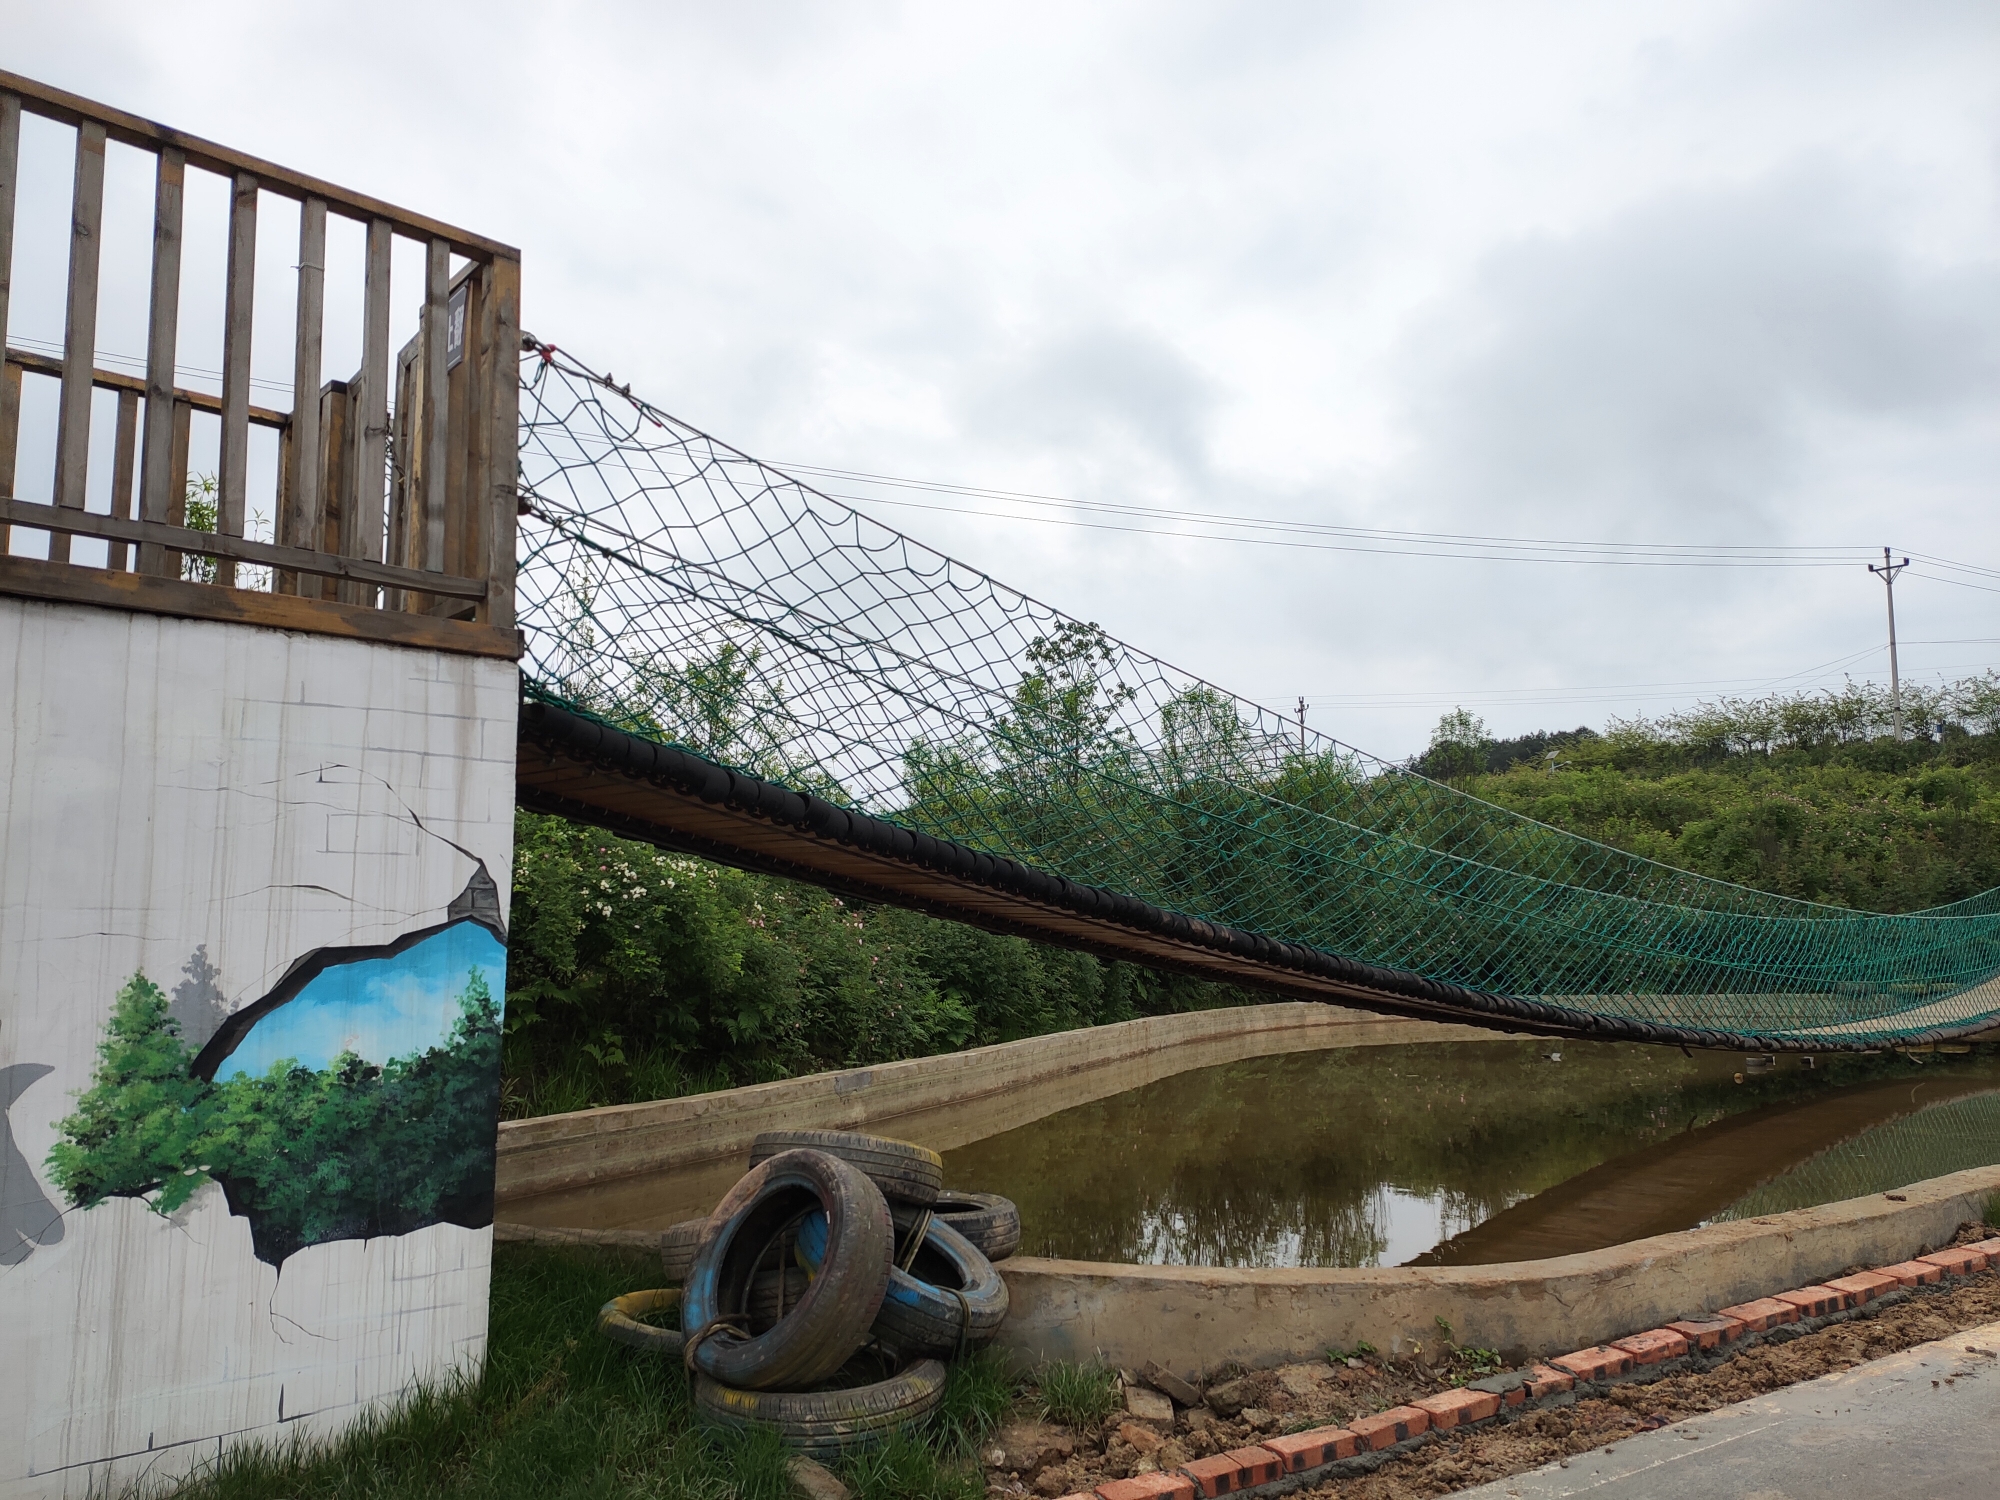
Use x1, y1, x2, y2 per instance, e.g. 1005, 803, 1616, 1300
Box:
994, 1162, 2000, 1374
495, 1002, 1511, 1225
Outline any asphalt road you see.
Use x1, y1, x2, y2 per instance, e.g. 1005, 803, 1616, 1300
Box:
1454, 1317, 2000, 1500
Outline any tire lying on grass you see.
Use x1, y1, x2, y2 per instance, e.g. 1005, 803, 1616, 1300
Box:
694, 1358, 948, 1462
798, 1207, 1009, 1358
682, 1148, 893, 1390
749, 1129, 943, 1206
893, 1191, 1020, 1262
660, 1216, 708, 1283
597, 1288, 684, 1356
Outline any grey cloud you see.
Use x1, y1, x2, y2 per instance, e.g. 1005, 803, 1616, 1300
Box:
963, 324, 1219, 486
1397, 163, 2000, 532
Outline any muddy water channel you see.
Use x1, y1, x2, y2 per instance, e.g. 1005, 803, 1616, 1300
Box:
940, 1041, 2000, 1268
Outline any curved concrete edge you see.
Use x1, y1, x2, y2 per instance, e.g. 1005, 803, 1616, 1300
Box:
496, 1001, 1507, 1207
994, 1163, 2000, 1375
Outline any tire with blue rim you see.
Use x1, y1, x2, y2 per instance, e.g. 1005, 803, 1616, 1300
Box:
798, 1205, 1008, 1358
893, 1192, 1021, 1262
681, 1148, 892, 1390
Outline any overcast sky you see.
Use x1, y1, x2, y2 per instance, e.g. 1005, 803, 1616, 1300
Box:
7, 1, 1997, 757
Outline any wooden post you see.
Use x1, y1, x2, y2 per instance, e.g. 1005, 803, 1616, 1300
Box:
106, 389, 139, 569
215, 170, 257, 587
138, 145, 184, 576
165, 398, 191, 578
441, 266, 477, 615
319, 379, 349, 565
50, 119, 107, 563
477, 253, 520, 631
350, 218, 392, 606
422, 238, 449, 594
0, 91, 16, 345
273, 422, 295, 592
285, 196, 326, 594
0, 362, 19, 554
385, 339, 416, 610
0, 92, 17, 558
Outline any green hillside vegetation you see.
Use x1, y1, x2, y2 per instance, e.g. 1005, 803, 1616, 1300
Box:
1420, 675, 2000, 912
504, 673, 2000, 1116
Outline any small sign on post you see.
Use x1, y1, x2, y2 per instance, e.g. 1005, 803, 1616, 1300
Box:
446, 281, 469, 371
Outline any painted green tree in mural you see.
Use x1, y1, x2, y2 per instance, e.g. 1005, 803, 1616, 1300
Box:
45, 975, 213, 1215
48, 965, 504, 1265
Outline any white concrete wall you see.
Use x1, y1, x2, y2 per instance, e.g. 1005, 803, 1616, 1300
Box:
0, 596, 517, 1499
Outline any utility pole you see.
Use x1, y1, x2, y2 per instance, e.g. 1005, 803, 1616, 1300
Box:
1868, 547, 1910, 738
1297, 696, 1308, 754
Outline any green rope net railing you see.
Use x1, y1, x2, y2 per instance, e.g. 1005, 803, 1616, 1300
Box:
513, 340, 2000, 1048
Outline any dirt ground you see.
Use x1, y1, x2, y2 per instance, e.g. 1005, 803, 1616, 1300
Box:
987, 1223, 2000, 1500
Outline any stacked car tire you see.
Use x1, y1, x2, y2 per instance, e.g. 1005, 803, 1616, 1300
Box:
594, 1128, 1018, 1460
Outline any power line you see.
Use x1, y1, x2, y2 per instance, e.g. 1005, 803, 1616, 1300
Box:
781, 460, 1993, 577
820, 488, 1875, 568
5, 335, 298, 399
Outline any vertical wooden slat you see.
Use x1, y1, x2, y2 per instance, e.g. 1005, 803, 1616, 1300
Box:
319, 379, 349, 566
215, 171, 257, 586
165, 398, 191, 578
0, 94, 16, 556
0, 95, 14, 560
273, 422, 295, 592
106, 389, 138, 569
0, 361, 19, 556
477, 253, 520, 631
0, 92, 18, 347
50, 119, 107, 563
385, 339, 417, 610
440, 268, 478, 615
422, 239, 449, 590
137, 146, 184, 575
286, 197, 326, 594
349, 217, 392, 606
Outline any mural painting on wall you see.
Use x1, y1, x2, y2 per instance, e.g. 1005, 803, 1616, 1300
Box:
43, 869, 508, 1267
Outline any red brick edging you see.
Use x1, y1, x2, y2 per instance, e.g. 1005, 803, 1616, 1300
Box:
1056, 1235, 2000, 1500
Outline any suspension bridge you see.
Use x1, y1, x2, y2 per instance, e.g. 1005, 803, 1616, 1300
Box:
14, 68, 2000, 1497
508, 341, 2000, 1054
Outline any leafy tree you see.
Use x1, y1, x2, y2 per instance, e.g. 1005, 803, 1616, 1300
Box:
994, 621, 1138, 791
1424, 707, 1488, 782
500, 810, 1254, 1116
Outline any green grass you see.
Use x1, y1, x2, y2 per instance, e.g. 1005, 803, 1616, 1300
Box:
148, 1246, 1011, 1500
1033, 1360, 1120, 1430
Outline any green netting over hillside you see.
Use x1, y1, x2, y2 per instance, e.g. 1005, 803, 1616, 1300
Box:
513, 342, 2000, 1048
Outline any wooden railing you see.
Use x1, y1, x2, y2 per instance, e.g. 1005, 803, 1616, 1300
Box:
0, 70, 519, 657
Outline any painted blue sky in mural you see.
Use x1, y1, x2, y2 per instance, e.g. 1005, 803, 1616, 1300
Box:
218, 922, 507, 1077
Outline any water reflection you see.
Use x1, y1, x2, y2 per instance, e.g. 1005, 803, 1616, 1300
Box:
941, 1041, 2000, 1268
1718, 1088, 2000, 1221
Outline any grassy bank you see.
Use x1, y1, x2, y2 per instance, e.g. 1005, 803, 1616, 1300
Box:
160, 1244, 1010, 1500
